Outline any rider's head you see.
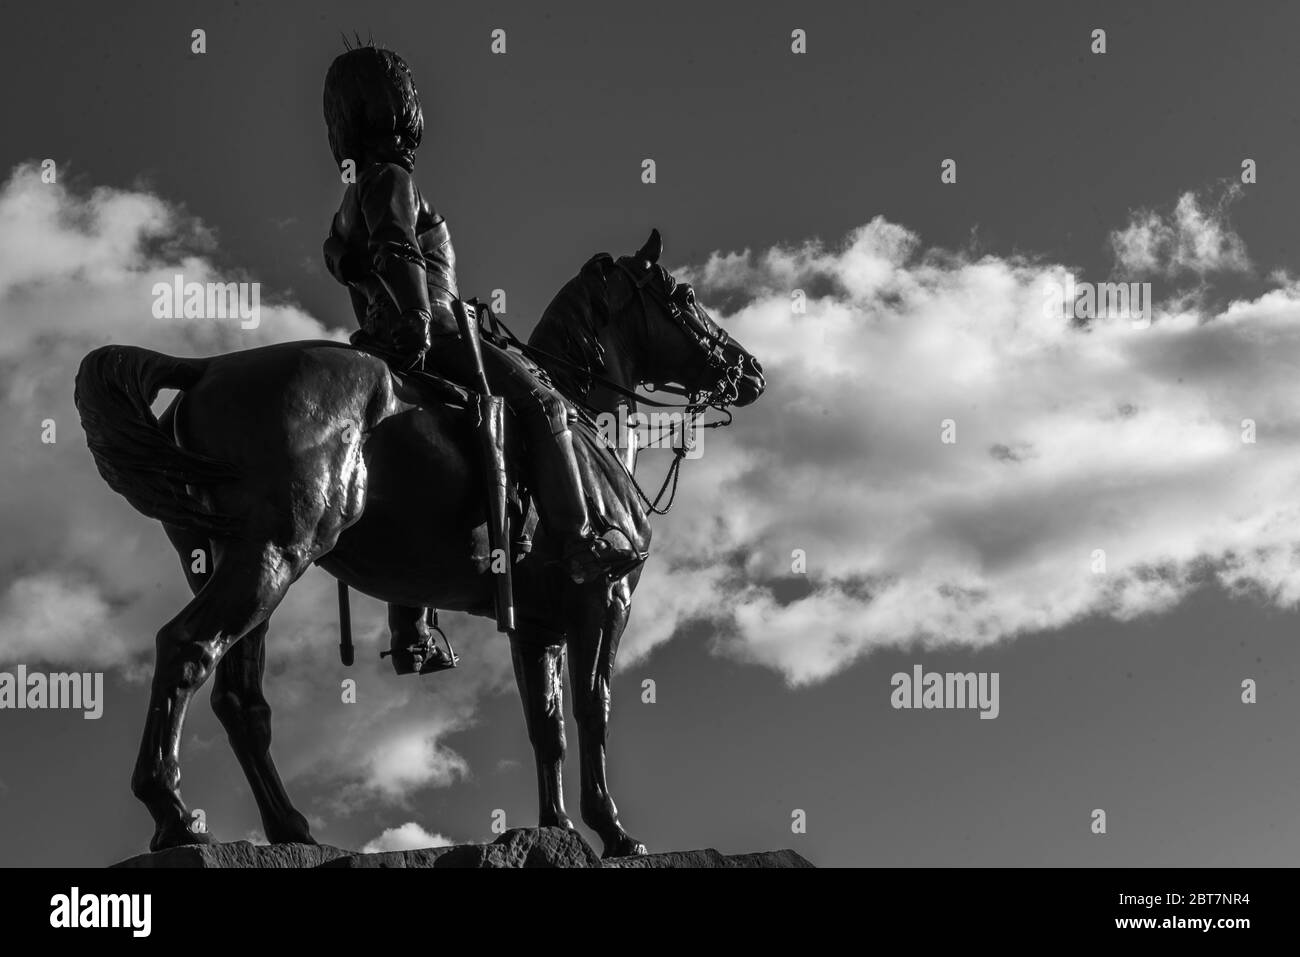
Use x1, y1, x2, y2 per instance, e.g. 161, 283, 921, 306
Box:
323, 44, 424, 173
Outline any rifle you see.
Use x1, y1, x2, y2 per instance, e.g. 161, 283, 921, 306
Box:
453, 298, 516, 633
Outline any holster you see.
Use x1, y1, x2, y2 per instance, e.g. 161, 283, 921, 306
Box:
453, 299, 515, 633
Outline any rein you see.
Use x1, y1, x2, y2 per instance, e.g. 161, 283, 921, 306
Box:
473, 268, 739, 515
482, 309, 696, 411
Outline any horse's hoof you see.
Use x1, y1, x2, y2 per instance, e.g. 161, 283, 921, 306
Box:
539, 812, 576, 832
149, 822, 214, 853
267, 821, 317, 845
601, 834, 648, 859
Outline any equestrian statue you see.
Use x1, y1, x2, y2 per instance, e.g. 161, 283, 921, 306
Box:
73, 44, 765, 859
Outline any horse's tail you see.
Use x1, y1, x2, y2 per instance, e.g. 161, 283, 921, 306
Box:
74, 345, 240, 537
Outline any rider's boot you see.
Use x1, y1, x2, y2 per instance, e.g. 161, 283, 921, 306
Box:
528, 421, 644, 584
385, 604, 456, 676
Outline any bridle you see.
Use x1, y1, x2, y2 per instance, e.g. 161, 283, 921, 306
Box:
479, 258, 749, 514
613, 259, 746, 409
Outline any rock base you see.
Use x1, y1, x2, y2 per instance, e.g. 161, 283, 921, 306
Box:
111, 826, 813, 868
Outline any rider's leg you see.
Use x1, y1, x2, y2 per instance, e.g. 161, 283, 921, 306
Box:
477, 344, 643, 582
427, 339, 640, 583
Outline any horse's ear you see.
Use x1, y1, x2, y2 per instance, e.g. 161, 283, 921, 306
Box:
635, 228, 662, 266
582, 253, 613, 276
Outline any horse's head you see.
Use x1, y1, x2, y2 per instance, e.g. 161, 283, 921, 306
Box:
609, 229, 765, 408
529, 230, 765, 415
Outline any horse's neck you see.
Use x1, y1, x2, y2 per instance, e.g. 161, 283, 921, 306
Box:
529, 289, 642, 473
586, 326, 641, 474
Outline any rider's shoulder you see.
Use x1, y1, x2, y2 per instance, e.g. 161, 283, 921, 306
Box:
354, 162, 437, 229
358, 160, 418, 192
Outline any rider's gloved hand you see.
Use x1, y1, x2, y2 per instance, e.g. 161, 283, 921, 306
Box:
390, 307, 432, 367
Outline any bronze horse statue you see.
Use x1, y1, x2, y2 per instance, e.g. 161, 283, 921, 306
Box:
74, 230, 765, 858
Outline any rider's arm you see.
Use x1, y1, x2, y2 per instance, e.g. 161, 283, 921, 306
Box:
322, 216, 363, 287
358, 162, 433, 320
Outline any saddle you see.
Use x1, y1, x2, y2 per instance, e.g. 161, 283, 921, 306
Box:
348, 328, 478, 417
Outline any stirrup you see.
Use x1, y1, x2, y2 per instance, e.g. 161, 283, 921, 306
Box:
380, 613, 459, 675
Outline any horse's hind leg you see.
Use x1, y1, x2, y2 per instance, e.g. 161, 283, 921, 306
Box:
162, 525, 312, 845
210, 624, 314, 844
132, 541, 302, 852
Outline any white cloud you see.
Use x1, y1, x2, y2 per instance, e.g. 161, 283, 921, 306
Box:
361, 821, 454, 853
1109, 187, 1250, 276
357, 722, 470, 800
621, 213, 1300, 684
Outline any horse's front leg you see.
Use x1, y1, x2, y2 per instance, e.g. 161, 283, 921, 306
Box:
567, 577, 646, 858
509, 630, 574, 831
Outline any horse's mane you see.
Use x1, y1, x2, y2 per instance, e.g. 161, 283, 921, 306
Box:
528, 253, 615, 400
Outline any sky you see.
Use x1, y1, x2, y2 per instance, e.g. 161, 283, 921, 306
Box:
3, 0, 1300, 867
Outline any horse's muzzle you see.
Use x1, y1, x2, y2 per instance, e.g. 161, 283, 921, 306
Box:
732, 354, 765, 407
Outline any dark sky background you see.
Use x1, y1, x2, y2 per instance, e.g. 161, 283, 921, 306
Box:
3, 0, 1300, 867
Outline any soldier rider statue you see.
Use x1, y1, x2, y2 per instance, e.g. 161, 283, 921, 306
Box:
321, 43, 640, 675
